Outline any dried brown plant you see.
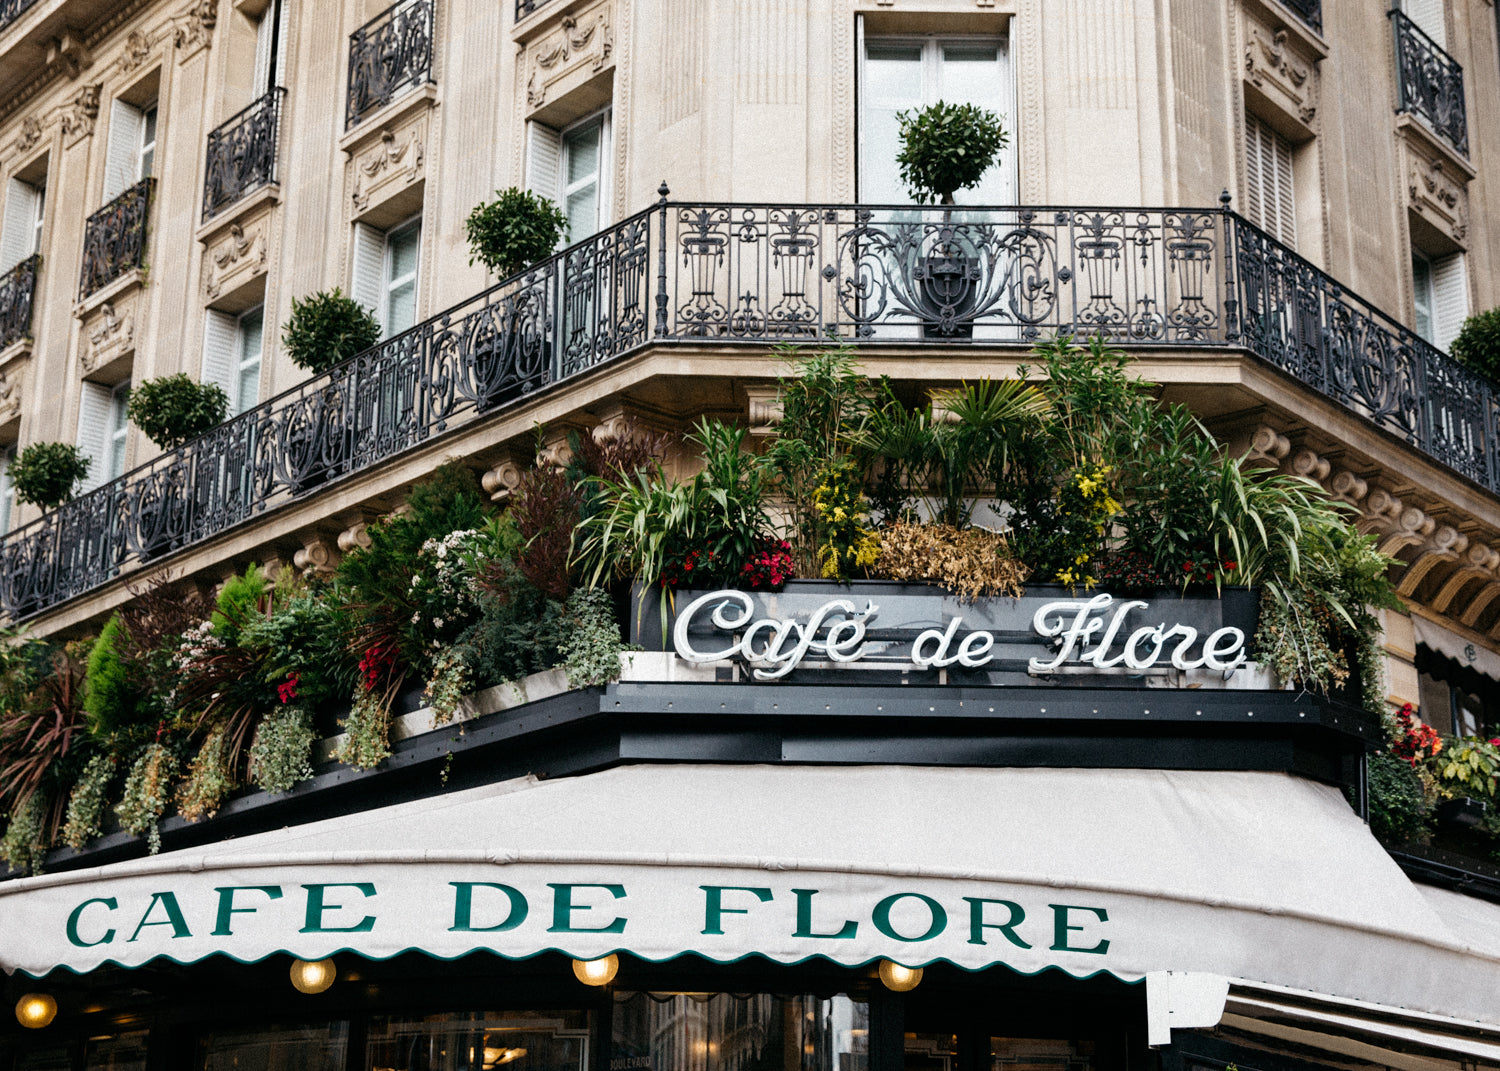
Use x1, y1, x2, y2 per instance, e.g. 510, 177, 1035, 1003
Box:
871, 522, 1029, 601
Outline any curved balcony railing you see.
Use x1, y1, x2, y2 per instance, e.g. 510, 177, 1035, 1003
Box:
78, 178, 153, 299
2, 196, 1493, 621
0, 0, 42, 34
203, 88, 286, 222
0, 254, 38, 349
346, 0, 435, 129
1391, 9, 1467, 157
1280, 0, 1321, 36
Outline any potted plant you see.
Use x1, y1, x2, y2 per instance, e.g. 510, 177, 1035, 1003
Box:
894, 101, 1008, 338
1450, 306, 1500, 382
464, 188, 568, 410
126, 374, 229, 450
9, 441, 91, 509
280, 289, 380, 490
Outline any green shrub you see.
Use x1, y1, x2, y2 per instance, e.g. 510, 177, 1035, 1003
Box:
281, 288, 381, 374
1450, 306, 1500, 382
465, 187, 568, 277
1368, 750, 1430, 844
211, 565, 269, 643
9, 442, 90, 508
84, 615, 144, 741
126, 374, 230, 450
895, 100, 1009, 204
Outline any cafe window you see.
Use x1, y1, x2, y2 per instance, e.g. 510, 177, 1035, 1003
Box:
612, 992, 869, 1071
365, 1010, 589, 1071
200, 1021, 349, 1070
1417, 645, 1500, 737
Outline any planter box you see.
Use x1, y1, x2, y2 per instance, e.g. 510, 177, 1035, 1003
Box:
1436, 797, 1488, 829
632, 579, 1260, 690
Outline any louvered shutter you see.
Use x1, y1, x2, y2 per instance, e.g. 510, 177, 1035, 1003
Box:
103, 100, 143, 201
76, 382, 113, 492
526, 122, 563, 205
253, 9, 274, 95
0, 447, 13, 535
202, 310, 238, 402
1244, 115, 1296, 247
1430, 252, 1468, 354
0, 178, 39, 271
350, 221, 386, 333
1404, 0, 1447, 48
273, 0, 288, 89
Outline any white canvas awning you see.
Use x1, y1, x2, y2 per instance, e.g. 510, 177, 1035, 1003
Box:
2, 765, 1498, 1031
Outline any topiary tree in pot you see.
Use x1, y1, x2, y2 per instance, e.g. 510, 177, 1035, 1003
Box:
281, 288, 382, 375
1450, 307, 1500, 383
9, 442, 91, 509
465, 187, 569, 279
126, 374, 230, 450
895, 100, 1009, 206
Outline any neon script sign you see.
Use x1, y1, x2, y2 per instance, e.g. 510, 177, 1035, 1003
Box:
672, 590, 1248, 680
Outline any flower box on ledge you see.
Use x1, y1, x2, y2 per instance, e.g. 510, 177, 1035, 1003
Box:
632, 580, 1262, 690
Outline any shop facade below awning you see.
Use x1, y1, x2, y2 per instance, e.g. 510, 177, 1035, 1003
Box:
2, 765, 1498, 1027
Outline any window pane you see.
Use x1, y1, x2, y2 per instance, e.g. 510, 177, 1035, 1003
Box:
565, 186, 598, 243
237, 307, 264, 413
200, 1022, 349, 1071
86, 1031, 149, 1071
861, 45, 922, 203
365, 1010, 589, 1071
565, 122, 601, 186
989, 1038, 1096, 1071
389, 225, 420, 281
140, 106, 158, 180
108, 383, 129, 479
15, 1047, 73, 1071
612, 992, 868, 1071
1413, 255, 1434, 341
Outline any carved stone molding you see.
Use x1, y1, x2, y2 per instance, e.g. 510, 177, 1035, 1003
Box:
116, 30, 155, 75
60, 83, 101, 145
1329, 469, 1369, 507
1397, 525, 1469, 597
294, 537, 341, 575
1287, 448, 1330, 482
82, 298, 136, 375
172, 0, 218, 57
481, 459, 526, 503
350, 119, 426, 217
525, 4, 613, 110
1405, 145, 1469, 247
1244, 22, 1317, 131
45, 31, 94, 79
203, 212, 270, 301
337, 521, 374, 553
14, 116, 45, 154
745, 387, 783, 436
0, 368, 21, 427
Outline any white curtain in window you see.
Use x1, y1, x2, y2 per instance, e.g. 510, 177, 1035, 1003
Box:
202, 310, 239, 400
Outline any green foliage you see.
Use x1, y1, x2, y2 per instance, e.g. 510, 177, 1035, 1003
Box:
281, 288, 382, 374
1367, 752, 1430, 844
895, 100, 1009, 204
84, 615, 145, 741
212, 564, 269, 643
811, 458, 879, 580
175, 725, 234, 822
1450, 306, 1500, 382
559, 588, 630, 688
61, 754, 115, 850
239, 585, 356, 711
247, 705, 316, 795
0, 792, 47, 875
1436, 737, 1500, 800
125, 374, 230, 450
114, 742, 180, 854
9, 442, 90, 508
465, 187, 569, 277
468, 570, 571, 685
337, 686, 391, 770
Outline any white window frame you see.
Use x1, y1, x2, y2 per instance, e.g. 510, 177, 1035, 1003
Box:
137, 103, 158, 182
1413, 250, 1435, 343
526, 106, 613, 248
234, 306, 264, 414
857, 28, 1016, 205
382, 215, 422, 337
106, 380, 130, 481
0, 177, 44, 272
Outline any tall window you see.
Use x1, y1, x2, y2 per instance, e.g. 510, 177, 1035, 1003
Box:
1402, 0, 1447, 46
526, 108, 612, 247
1412, 248, 1468, 352
0, 176, 44, 271
1244, 113, 1296, 247
203, 306, 264, 415
858, 35, 1014, 204
104, 97, 158, 201
0, 445, 14, 535
351, 217, 422, 339
77, 379, 131, 490
253, 0, 288, 95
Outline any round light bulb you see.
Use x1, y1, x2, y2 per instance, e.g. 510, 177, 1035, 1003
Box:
877, 960, 923, 992
571, 954, 620, 986
15, 993, 57, 1029
289, 958, 337, 994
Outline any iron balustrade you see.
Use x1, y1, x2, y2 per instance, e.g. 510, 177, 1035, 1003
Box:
346, 0, 435, 129
514, 0, 552, 21
0, 0, 42, 33
78, 179, 153, 299
203, 89, 286, 222
0, 255, 38, 350
1279, 0, 1321, 35
3, 198, 1494, 620
1392, 9, 1468, 156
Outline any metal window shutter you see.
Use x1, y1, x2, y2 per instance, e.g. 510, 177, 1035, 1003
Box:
350, 221, 386, 333
526, 121, 563, 203
1244, 115, 1295, 247
104, 99, 143, 201
201, 309, 238, 400
75, 382, 113, 492
0, 178, 39, 271
1271, 126, 1296, 247
1404, 0, 1447, 48
1431, 252, 1468, 354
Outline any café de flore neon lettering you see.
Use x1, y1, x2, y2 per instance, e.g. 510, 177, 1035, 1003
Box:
62, 881, 1111, 957
672, 590, 1248, 680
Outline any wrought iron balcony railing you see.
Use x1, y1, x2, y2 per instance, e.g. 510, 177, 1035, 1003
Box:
203, 88, 286, 222
78, 178, 152, 300
4, 197, 1495, 621
1391, 9, 1468, 156
0, 255, 38, 350
0, 0, 42, 34
1279, 0, 1321, 35
514, 0, 552, 21
346, 0, 435, 129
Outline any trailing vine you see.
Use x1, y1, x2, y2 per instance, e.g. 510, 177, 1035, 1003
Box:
62, 755, 116, 850
248, 706, 316, 795
560, 588, 631, 688
0, 794, 48, 875
176, 725, 234, 822
114, 743, 180, 855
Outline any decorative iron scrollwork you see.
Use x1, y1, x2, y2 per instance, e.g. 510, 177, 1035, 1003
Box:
0, 255, 39, 350
203, 88, 285, 222
346, 0, 435, 129
1392, 10, 1468, 157
0, 0, 42, 34
78, 179, 153, 299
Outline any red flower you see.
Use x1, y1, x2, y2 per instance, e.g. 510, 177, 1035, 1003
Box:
277, 671, 301, 704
